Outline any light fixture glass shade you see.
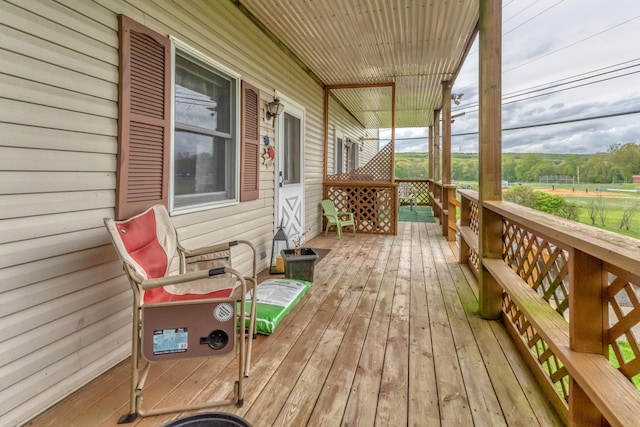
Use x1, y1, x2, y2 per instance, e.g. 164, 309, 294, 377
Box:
266, 98, 285, 119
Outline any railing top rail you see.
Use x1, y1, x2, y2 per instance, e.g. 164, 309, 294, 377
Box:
484, 199, 640, 277
395, 178, 431, 183
458, 189, 479, 202
323, 180, 396, 188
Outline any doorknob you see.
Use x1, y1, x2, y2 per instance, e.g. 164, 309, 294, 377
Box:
278, 171, 284, 187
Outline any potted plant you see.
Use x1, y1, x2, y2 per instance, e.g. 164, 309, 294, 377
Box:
281, 229, 318, 282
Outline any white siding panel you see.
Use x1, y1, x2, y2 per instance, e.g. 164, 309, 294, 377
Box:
0, 49, 117, 101
0, 246, 118, 294
0, 171, 115, 194
0, 25, 118, 83
0, 260, 124, 319
0, 0, 118, 65
5, 0, 118, 47
0, 228, 110, 269
0, 74, 117, 119
0, 306, 129, 391
0, 208, 113, 244
0, 326, 129, 421
0, 191, 115, 220
0, 123, 117, 153
0, 99, 117, 135
4, 342, 129, 427
0, 147, 115, 172
0, 275, 129, 342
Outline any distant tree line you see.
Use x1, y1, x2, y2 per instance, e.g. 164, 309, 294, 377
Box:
395, 142, 640, 183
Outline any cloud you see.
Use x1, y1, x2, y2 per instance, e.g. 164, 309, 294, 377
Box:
440, 0, 640, 154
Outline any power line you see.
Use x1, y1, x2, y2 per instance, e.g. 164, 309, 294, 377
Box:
505, 15, 640, 73
450, 109, 640, 137
453, 65, 640, 114
503, 0, 565, 37
504, 58, 640, 97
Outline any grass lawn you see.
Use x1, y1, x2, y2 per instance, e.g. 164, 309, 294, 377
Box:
610, 341, 640, 389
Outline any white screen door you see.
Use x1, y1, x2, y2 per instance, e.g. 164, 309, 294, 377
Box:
276, 102, 304, 245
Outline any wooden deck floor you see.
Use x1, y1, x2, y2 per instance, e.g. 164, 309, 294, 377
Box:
26, 221, 562, 427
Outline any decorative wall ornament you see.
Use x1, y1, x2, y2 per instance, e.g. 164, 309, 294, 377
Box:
262, 135, 275, 167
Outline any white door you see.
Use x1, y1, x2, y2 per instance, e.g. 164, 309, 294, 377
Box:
275, 101, 305, 246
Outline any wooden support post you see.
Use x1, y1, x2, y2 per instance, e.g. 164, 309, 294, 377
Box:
441, 185, 449, 236
323, 86, 329, 182
478, 0, 502, 320
568, 248, 605, 424
433, 109, 440, 182
442, 81, 452, 184
480, 206, 503, 319
446, 185, 457, 241
428, 124, 434, 181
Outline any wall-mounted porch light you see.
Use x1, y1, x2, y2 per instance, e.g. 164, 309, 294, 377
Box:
266, 90, 285, 124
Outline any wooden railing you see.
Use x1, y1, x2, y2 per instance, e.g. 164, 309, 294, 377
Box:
323, 181, 397, 235
428, 180, 458, 240
395, 178, 430, 206
458, 189, 640, 426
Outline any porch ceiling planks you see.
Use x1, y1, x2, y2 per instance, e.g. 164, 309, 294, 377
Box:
235, 0, 478, 129
26, 224, 561, 427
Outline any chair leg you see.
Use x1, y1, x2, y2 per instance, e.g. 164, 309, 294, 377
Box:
337, 224, 342, 239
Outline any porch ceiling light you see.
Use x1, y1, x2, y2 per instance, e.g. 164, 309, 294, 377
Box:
266, 91, 285, 121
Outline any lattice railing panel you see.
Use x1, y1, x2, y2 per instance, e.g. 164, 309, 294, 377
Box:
606, 264, 640, 385
503, 219, 570, 316
325, 184, 396, 235
400, 180, 430, 205
327, 141, 392, 181
469, 199, 479, 234
503, 293, 570, 402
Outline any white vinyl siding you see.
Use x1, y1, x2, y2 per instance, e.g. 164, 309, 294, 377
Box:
0, 1, 369, 425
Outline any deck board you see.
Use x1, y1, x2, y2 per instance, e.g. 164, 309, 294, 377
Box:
26, 223, 562, 427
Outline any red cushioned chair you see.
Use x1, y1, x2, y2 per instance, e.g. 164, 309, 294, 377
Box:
104, 205, 257, 423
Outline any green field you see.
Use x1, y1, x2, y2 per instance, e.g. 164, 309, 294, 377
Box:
453, 181, 640, 240
527, 183, 640, 240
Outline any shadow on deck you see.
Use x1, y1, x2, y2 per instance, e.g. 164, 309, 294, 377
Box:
27, 222, 561, 426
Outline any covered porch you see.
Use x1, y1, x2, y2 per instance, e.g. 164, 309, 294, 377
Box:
27, 221, 561, 426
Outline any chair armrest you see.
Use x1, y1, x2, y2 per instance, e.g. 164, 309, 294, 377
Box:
141, 266, 233, 291
338, 211, 354, 220
181, 242, 232, 257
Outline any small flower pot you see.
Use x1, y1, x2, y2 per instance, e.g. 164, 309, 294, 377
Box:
281, 248, 319, 282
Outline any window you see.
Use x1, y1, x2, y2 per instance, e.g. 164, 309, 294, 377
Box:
116, 15, 260, 220
335, 137, 344, 174
282, 112, 301, 184
173, 49, 238, 210
347, 140, 359, 173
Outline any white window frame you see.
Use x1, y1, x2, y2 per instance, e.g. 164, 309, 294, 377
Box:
169, 37, 241, 215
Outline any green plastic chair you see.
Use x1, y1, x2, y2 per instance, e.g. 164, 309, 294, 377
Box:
322, 199, 356, 239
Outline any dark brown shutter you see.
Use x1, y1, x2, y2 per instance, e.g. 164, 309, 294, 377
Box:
116, 15, 171, 220
240, 81, 261, 201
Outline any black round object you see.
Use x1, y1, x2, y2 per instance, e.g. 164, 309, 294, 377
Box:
206, 330, 229, 350
162, 412, 252, 427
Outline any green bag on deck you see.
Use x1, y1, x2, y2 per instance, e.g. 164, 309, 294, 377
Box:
244, 278, 313, 335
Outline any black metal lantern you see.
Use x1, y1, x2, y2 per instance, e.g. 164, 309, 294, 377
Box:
270, 224, 290, 274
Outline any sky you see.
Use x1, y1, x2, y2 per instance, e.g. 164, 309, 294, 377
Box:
383, 0, 640, 154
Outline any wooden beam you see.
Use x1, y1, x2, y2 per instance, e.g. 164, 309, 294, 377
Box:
428, 124, 434, 180
391, 82, 396, 183
478, 0, 502, 320
323, 86, 329, 182
441, 81, 452, 184
433, 109, 440, 181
